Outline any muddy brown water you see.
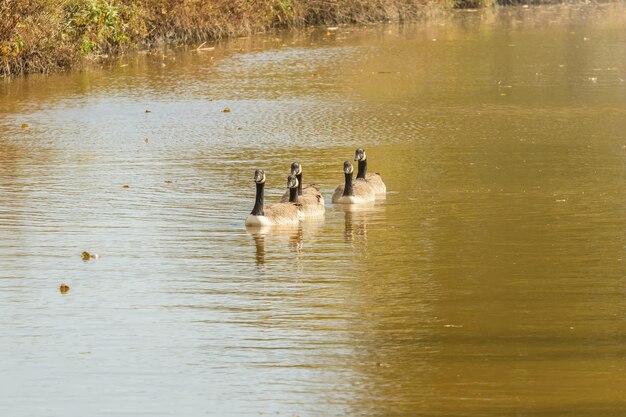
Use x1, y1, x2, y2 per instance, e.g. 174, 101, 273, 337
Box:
1, 4, 625, 417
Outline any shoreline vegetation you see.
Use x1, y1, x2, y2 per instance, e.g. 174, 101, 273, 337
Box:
0, 0, 561, 77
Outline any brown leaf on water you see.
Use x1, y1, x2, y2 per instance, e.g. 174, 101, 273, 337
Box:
122, 185, 130, 188
164, 180, 173, 184
60, 284, 70, 294
222, 107, 231, 113
82, 251, 99, 260
21, 123, 28, 128
145, 109, 152, 113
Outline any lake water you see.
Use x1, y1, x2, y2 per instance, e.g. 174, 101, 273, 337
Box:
1, 4, 625, 416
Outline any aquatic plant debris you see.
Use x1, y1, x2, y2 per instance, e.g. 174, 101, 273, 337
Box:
59, 284, 70, 294
223, 107, 231, 113
21, 123, 28, 128
82, 251, 99, 261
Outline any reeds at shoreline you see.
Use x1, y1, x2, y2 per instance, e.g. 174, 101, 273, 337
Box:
0, 0, 481, 77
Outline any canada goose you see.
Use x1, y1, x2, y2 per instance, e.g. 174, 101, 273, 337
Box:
354, 148, 386, 195
245, 170, 303, 227
280, 162, 325, 217
331, 161, 376, 204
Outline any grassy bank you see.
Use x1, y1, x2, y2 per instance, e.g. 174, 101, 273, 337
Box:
1, 0, 478, 77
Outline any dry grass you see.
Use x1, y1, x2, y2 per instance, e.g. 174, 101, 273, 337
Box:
1, 0, 448, 77
0, 0, 73, 76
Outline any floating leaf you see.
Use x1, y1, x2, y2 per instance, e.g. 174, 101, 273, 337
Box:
222, 107, 231, 113
21, 123, 28, 128
82, 251, 99, 260
60, 284, 70, 294
122, 185, 129, 188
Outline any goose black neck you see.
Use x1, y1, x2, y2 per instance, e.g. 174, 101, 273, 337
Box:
289, 186, 299, 203
296, 173, 303, 196
342, 173, 353, 197
357, 159, 367, 179
251, 182, 264, 215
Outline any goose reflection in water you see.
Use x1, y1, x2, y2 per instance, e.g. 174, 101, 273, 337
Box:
247, 219, 323, 267
337, 203, 386, 244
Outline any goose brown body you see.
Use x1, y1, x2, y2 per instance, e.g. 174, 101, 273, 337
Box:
331, 180, 375, 204
363, 173, 386, 194
246, 203, 302, 226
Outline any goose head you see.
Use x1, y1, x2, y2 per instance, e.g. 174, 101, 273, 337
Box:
290, 162, 303, 176
343, 161, 354, 174
287, 174, 299, 189
254, 169, 266, 184
354, 148, 366, 162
